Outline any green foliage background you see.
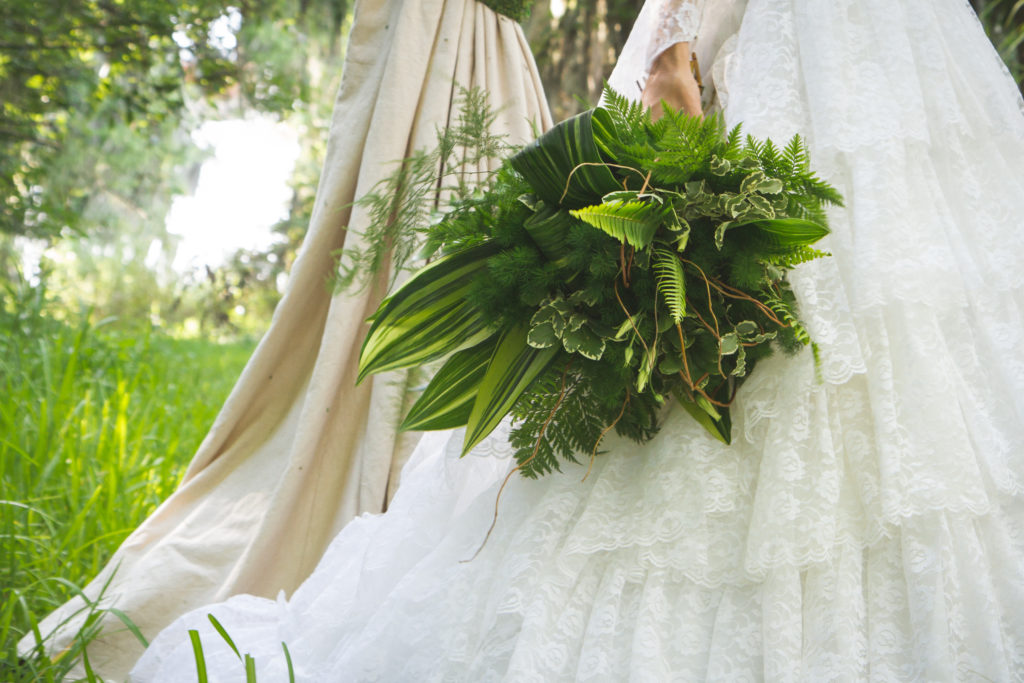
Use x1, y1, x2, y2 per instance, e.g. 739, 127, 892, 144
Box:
0, 0, 349, 337
0, 285, 254, 681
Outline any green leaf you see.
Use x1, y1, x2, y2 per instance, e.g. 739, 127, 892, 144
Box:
719, 332, 740, 356
358, 242, 499, 382
531, 300, 567, 336
400, 338, 497, 431
602, 190, 639, 203
571, 199, 662, 249
731, 344, 748, 377
658, 353, 683, 375
189, 630, 208, 683
510, 108, 621, 208
735, 320, 759, 336
245, 655, 257, 683
566, 312, 588, 332
748, 217, 830, 248
652, 248, 686, 323
282, 642, 295, 683
746, 194, 776, 218
523, 202, 575, 264
107, 608, 149, 647
740, 171, 769, 194
562, 325, 605, 360
676, 392, 732, 445
723, 193, 746, 218
714, 220, 736, 250
657, 313, 675, 334
685, 180, 709, 200
527, 320, 559, 348
463, 325, 562, 455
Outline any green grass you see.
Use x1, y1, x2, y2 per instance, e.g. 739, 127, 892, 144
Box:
0, 305, 255, 681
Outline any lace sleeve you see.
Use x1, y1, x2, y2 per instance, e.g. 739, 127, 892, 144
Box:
646, 0, 703, 71
605, 0, 704, 100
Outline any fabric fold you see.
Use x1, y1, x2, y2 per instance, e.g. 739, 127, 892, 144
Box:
24, 1, 551, 678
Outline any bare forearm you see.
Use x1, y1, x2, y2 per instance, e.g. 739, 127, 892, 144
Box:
641, 42, 702, 119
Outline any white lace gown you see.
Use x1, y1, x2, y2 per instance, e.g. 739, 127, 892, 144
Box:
133, 0, 1024, 680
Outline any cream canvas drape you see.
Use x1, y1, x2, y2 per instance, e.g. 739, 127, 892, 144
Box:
25, 0, 551, 678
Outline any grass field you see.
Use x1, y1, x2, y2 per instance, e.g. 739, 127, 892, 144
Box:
0, 304, 255, 681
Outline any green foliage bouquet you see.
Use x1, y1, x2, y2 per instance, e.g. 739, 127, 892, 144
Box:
356, 91, 842, 477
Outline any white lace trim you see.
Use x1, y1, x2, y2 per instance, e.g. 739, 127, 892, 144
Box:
646, 0, 703, 70
605, 0, 703, 100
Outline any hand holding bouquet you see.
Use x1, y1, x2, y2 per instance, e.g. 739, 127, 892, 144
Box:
357, 90, 841, 477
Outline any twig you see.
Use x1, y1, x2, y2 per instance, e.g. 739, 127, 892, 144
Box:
583, 391, 631, 482
614, 280, 650, 358
679, 258, 720, 338
463, 360, 573, 562
560, 162, 648, 203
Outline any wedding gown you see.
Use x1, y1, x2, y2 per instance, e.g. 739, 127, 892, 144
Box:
134, 0, 1024, 679
25, 1, 550, 679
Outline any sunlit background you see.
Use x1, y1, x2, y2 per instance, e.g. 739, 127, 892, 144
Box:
3, 0, 1019, 339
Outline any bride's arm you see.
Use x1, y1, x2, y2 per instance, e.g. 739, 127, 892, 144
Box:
642, 43, 702, 118
639, 0, 704, 119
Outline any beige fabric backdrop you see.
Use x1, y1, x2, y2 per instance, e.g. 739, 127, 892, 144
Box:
25, 0, 552, 678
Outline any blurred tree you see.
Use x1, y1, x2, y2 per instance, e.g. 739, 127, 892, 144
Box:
973, 0, 1024, 90
1, 1, 231, 239
1, 0, 348, 331
0, 0, 348, 239
526, 0, 643, 120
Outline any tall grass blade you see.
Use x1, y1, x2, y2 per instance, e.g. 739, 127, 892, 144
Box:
107, 608, 149, 648
208, 614, 241, 661
282, 641, 295, 683
189, 630, 208, 683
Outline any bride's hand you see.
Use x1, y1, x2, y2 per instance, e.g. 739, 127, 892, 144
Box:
641, 42, 702, 120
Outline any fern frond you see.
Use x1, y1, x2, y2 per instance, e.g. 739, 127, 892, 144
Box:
764, 246, 831, 268
652, 248, 686, 323
571, 200, 662, 249
723, 124, 744, 158
333, 87, 512, 293
763, 292, 811, 346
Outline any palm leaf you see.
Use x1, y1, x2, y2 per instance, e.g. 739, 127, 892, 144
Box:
652, 248, 686, 322
523, 202, 575, 265
358, 242, 499, 382
510, 108, 621, 208
571, 199, 662, 249
462, 324, 562, 455
400, 338, 497, 431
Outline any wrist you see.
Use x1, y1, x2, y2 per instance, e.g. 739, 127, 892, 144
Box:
649, 42, 692, 75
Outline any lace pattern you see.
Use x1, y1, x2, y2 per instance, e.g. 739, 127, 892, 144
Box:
646, 0, 703, 69
604, 0, 703, 100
